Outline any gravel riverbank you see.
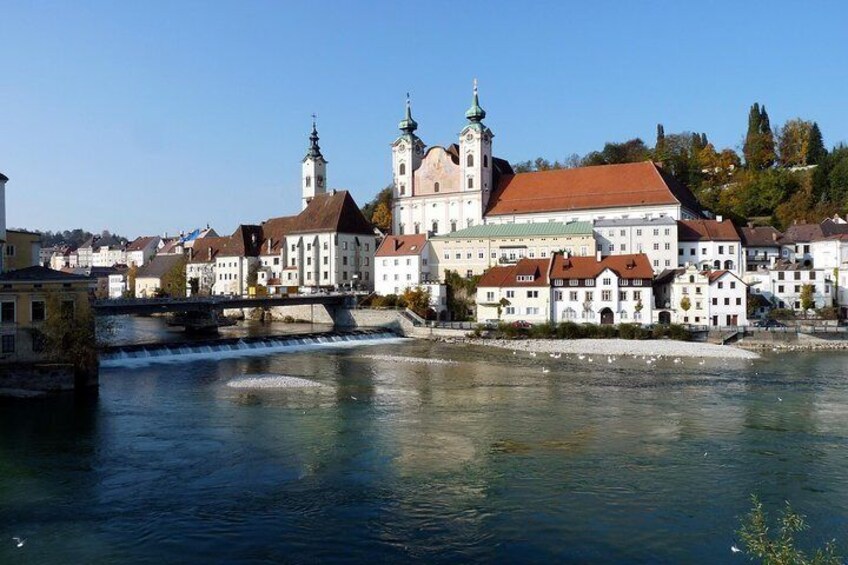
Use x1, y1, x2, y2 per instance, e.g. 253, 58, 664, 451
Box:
468, 338, 760, 359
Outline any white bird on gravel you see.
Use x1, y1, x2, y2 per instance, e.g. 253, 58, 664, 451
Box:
607, 356, 613, 364
554, 353, 562, 359
529, 352, 537, 357
12, 537, 25, 548
698, 359, 706, 366
587, 357, 593, 363
673, 358, 681, 364
542, 368, 550, 374
578, 354, 586, 360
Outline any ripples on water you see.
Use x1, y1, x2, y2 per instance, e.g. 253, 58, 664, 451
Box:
1, 335, 848, 563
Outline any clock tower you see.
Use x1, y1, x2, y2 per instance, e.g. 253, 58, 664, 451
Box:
302, 118, 327, 210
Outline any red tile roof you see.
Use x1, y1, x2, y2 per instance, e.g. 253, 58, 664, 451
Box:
375, 234, 427, 257
187, 236, 228, 264
478, 258, 550, 288
549, 253, 653, 280
291, 190, 373, 235
678, 219, 741, 242
486, 161, 701, 217
740, 226, 781, 247
259, 216, 298, 256
707, 269, 746, 285
126, 236, 158, 252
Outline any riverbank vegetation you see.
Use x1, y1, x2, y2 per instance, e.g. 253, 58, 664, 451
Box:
472, 322, 690, 341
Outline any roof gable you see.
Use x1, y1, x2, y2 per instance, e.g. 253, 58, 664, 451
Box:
549, 253, 653, 280
291, 190, 373, 235
375, 235, 427, 257
478, 258, 550, 288
678, 219, 741, 242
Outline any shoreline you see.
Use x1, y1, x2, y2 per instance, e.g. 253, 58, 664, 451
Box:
455, 337, 760, 359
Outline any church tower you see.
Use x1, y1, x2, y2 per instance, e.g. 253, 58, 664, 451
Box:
391, 95, 425, 234
302, 118, 327, 210
459, 79, 494, 216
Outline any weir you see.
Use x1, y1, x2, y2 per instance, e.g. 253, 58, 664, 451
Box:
100, 329, 401, 366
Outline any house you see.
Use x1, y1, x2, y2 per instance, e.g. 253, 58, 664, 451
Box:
257, 216, 297, 293
213, 225, 263, 296
429, 221, 594, 278
706, 270, 748, 327
476, 258, 551, 324
375, 234, 432, 296
49, 246, 78, 270
135, 254, 186, 298
654, 265, 747, 326
125, 236, 161, 267
810, 234, 848, 271
3, 229, 42, 271
677, 217, 743, 275
75, 235, 99, 268
0, 266, 95, 364
390, 85, 702, 237
549, 253, 653, 325
745, 262, 833, 313
740, 225, 782, 271
91, 244, 127, 267
594, 216, 677, 273
88, 266, 127, 299
186, 236, 228, 296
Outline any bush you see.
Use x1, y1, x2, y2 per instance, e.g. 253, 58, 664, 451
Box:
596, 324, 618, 339
556, 321, 583, 339
667, 324, 690, 341
282, 315, 295, 323
769, 308, 796, 320
529, 322, 556, 339
816, 307, 839, 320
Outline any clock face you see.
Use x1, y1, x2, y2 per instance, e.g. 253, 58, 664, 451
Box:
399, 144, 406, 151
465, 134, 473, 141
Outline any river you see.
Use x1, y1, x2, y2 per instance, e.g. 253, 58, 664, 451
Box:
1, 317, 846, 563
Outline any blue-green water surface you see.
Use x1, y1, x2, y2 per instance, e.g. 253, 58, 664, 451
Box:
2, 340, 847, 563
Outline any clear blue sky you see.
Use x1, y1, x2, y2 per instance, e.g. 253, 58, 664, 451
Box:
2, 1, 847, 238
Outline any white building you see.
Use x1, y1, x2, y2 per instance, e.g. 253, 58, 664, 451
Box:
213, 225, 262, 296
810, 235, 848, 271
91, 245, 127, 267
108, 272, 127, 299
126, 236, 161, 267
594, 216, 677, 273
740, 225, 782, 272
746, 263, 834, 313
654, 265, 746, 326
186, 237, 227, 296
390, 84, 702, 239
476, 258, 551, 324
706, 270, 748, 326
375, 234, 432, 296
677, 218, 743, 276
430, 221, 594, 279
549, 253, 653, 325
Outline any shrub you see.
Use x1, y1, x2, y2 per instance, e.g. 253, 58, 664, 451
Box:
529, 322, 556, 339
282, 315, 295, 323
667, 324, 690, 341
596, 324, 618, 339
557, 321, 583, 339
769, 308, 796, 320
816, 307, 839, 320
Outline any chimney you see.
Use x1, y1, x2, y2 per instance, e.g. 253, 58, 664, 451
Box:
716, 215, 723, 222
596, 250, 602, 262
208, 246, 213, 261
188, 248, 193, 261
267, 239, 272, 254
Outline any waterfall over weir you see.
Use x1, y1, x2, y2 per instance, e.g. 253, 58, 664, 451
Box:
101, 329, 403, 367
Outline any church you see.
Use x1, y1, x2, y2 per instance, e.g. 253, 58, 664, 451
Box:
390, 82, 702, 237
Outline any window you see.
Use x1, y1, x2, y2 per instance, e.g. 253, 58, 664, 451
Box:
636, 229, 642, 236
690, 248, 695, 256
400, 184, 406, 195
432, 221, 439, 233
653, 243, 659, 251
633, 291, 641, 301
342, 257, 348, 266
467, 154, 474, 167
343, 242, 348, 251
31, 300, 46, 322
585, 291, 594, 302
724, 298, 730, 306
718, 282, 723, 289
505, 307, 515, 315
778, 271, 785, 281
305, 176, 312, 187
736, 298, 742, 305
451, 221, 457, 232
569, 279, 578, 287
810, 271, 817, 280
506, 290, 515, 298
486, 291, 495, 301
1, 301, 15, 323
1, 335, 14, 354
712, 297, 718, 305
653, 229, 659, 236
602, 290, 611, 301
719, 245, 724, 254
306, 257, 312, 266
323, 271, 329, 280
569, 291, 578, 301
585, 279, 595, 286
794, 272, 801, 281
434, 182, 440, 193
483, 155, 488, 167
664, 243, 670, 250
527, 290, 539, 298
730, 281, 736, 289
399, 163, 406, 175
323, 257, 328, 265
467, 177, 474, 189
778, 285, 784, 292
619, 291, 627, 301
602, 278, 611, 285
525, 307, 539, 316
729, 245, 735, 254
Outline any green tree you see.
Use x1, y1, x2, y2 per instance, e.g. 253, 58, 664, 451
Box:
800, 283, 815, 315
777, 118, 814, 167
40, 291, 99, 376
160, 257, 187, 298
806, 122, 827, 165
737, 495, 841, 565
744, 103, 776, 170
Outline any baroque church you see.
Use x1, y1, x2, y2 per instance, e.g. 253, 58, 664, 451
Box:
390, 82, 702, 237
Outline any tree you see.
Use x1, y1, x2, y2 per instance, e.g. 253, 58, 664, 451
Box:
737, 495, 841, 565
246, 262, 259, 288
40, 291, 99, 376
360, 186, 393, 231
160, 257, 187, 298
800, 283, 815, 315
371, 201, 392, 233
680, 296, 691, 312
401, 286, 433, 319
777, 119, 814, 167
744, 103, 776, 170
126, 264, 138, 297
807, 122, 827, 165
655, 124, 667, 161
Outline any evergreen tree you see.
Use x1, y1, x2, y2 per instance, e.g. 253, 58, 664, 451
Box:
655, 124, 666, 161
759, 105, 776, 168
744, 102, 775, 170
807, 122, 827, 165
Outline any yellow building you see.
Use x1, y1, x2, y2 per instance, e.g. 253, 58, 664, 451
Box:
3, 229, 42, 272
0, 266, 94, 365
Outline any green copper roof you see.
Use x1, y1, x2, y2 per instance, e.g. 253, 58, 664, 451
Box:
465, 79, 486, 123
398, 93, 418, 134
433, 221, 593, 240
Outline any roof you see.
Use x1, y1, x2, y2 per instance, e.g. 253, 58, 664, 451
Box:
678, 219, 741, 242
5, 229, 41, 237
126, 236, 159, 252
594, 216, 677, 228
0, 266, 92, 283
375, 235, 427, 257
486, 161, 702, 217
781, 223, 824, 243
136, 254, 186, 280
549, 253, 653, 280
291, 190, 373, 235
434, 221, 593, 240
259, 216, 298, 256
187, 236, 228, 264
478, 258, 550, 288
740, 226, 782, 247
219, 225, 263, 257
820, 218, 848, 237
0, 172, 7, 181
654, 268, 685, 285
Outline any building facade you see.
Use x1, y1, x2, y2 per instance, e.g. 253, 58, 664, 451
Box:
476, 258, 551, 324
594, 217, 677, 273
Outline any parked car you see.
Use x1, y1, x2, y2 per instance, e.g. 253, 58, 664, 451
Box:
754, 319, 787, 328
511, 320, 532, 329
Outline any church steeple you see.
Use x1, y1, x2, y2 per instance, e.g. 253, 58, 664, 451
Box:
398, 93, 418, 135
305, 116, 325, 161
465, 79, 486, 124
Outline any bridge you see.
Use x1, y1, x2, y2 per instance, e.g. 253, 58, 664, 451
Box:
92, 294, 355, 330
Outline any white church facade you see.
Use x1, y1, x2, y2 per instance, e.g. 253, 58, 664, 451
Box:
390, 83, 703, 238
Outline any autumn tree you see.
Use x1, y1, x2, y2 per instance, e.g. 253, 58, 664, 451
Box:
40, 291, 99, 376
126, 263, 138, 297
800, 284, 815, 315
777, 118, 814, 167
159, 256, 187, 298
744, 103, 776, 170
401, 286, 433, 319
371, 201, 392, 232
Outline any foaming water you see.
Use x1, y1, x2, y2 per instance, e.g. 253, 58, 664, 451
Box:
2, 342, 847, 563
227, 375, 323, 389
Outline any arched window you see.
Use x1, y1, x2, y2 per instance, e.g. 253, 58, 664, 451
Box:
467, 154, 474, 167
399, 184, 406, 195
713, 260, 721, 269
434, 182, 440, 193
467, 177, 474, 189
689, 275, 695, 283
483, 155, 489, 167
432, 221, 438, 234
399, 163, 406, 175
451, 221, 457, 232
399, 223, 405, 235
724, 260, 733, 269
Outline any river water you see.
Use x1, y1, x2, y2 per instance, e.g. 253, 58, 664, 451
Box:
1, 318, 847, 563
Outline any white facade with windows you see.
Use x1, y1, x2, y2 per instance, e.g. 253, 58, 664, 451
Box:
594, 217, 677, 273
707, 271, 748, 326
476, 258, 551, 324
746, 266, 833, 312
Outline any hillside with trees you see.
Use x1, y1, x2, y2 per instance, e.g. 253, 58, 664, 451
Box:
34, 229, 130, 248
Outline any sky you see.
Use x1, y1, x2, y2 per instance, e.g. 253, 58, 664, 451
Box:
2, 1, 847, 238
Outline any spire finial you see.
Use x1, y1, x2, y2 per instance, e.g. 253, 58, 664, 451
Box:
306, 115, 323, 160
399, 92, 418, 134
473, 78, 478, 96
